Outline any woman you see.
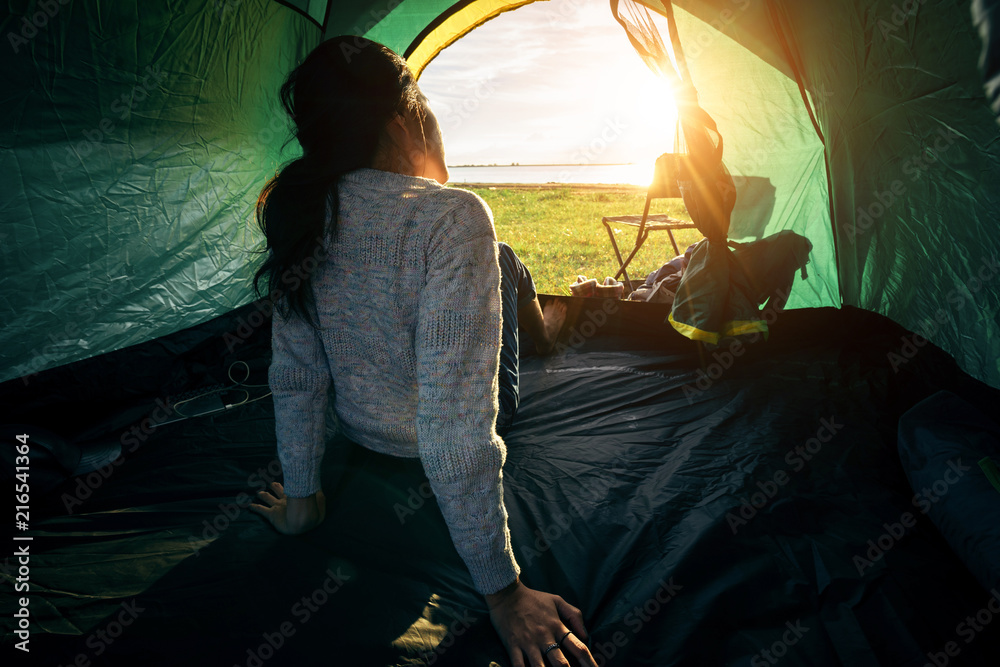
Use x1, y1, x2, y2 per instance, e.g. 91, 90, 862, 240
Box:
248, 36, 595, 667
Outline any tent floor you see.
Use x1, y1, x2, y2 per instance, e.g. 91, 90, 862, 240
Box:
2, 297, 999, 666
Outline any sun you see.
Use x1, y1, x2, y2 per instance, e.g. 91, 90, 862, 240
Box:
614, 65, 680, 186
417, 0, 681, 182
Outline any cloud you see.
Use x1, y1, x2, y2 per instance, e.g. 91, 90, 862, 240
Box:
419, 0, 671, 165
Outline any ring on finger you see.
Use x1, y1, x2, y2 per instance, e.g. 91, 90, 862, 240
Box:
542, 642, 560, 656
558, 630, 573, 646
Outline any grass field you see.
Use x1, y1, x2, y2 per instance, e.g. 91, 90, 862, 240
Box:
456, 184, 703, 295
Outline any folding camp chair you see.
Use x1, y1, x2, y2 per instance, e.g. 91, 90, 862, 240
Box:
602, 152, 698, 291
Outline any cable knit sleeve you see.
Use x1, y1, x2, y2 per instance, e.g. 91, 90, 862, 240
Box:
415, 193, 521, 595
268, 302, 331, 498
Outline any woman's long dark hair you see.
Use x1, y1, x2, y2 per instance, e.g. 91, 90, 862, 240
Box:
253, 36, 420, 327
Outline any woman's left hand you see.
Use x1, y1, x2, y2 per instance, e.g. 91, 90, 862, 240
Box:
250, 482, 326, 535
486, 579, 597, 667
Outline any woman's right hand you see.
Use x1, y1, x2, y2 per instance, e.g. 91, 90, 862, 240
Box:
486, 578, 598, 667
249, 481, 326, 535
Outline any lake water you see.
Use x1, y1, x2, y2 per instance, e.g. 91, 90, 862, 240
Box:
447, 163, 653, 186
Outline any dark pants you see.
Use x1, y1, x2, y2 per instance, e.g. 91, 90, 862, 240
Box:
496, 242, 537, 436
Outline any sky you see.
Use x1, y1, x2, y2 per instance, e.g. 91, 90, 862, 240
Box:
417, 0, 678, 167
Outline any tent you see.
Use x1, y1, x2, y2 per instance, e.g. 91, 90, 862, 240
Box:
4, 0, 1000, 388
2, 1, 1000, 665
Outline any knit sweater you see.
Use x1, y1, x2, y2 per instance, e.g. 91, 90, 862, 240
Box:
267, 167, 520, 595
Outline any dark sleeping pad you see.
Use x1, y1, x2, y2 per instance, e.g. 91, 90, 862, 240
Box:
3, 298, 999, 666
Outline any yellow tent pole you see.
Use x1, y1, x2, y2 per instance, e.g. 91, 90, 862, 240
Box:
405, 0, 545, 78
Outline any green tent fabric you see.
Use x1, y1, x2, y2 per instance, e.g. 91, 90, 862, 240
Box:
2, 1, 321, 385
2, 0, 998, 387
665, 0, 1000, 381
611, 0, 817, 342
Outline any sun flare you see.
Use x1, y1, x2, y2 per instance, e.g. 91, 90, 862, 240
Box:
419, 0, 680, 185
